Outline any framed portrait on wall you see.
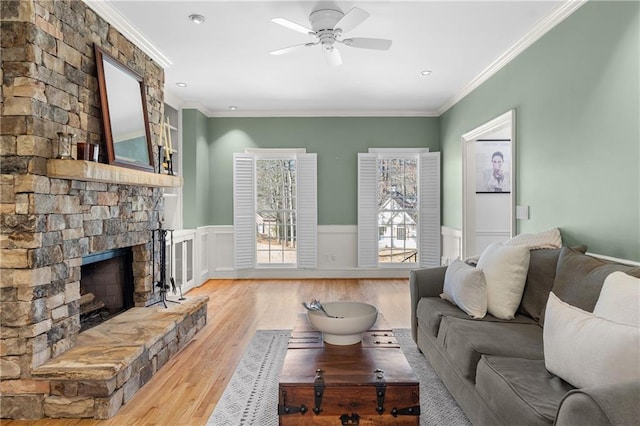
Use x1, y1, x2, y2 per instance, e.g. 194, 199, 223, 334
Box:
475, 140, 511, 193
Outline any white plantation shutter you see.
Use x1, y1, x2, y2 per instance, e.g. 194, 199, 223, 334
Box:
296, 153, 317, 268
358, 153, 378, 267
233, 153, 255, 269
419, 152, 441, 268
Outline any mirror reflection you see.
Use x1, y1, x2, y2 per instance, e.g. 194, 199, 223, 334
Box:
95, 45, 154, 171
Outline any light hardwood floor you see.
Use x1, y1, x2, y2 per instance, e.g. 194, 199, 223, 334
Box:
7, 278, 411, 426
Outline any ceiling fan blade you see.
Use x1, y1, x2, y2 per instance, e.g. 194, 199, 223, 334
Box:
343, 38, 392, 50
324, 46, 342, 67
335, 7, 369, 33
270, 43, 313, 56
271, 17, 312, 35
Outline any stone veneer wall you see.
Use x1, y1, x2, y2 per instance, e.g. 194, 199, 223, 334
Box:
1, 0, 167, 418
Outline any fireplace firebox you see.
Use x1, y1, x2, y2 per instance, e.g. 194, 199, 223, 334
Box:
80, 248, 135, 331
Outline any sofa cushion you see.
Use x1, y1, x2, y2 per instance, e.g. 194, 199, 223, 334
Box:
417, 297, 475, 337
517, 247, 563, 322
550, 247, 640, 315
441, 258, 487, 318
504, 227, 562, 249
476, 355, 574, 425
477, 242, 531, 319
543, 292, 640, 389
437, 316, 544, 382
518, 246, 588, 323
417, 297, 537, 339
594, 271, 640, 326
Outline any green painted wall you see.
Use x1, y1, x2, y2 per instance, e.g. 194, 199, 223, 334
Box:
203, 117, 439, 226
180, 1, 639, 261
440, 1, 639, 260
182, 109, 209, 228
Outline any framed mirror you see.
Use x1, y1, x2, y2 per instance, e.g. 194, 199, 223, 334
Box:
95, 45, 154, 172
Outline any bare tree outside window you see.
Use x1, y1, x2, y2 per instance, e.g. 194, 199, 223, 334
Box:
255, 158, 297, 264
377, 158, 418, 263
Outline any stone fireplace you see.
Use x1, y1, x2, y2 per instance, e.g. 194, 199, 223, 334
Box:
0, 0, 206, 420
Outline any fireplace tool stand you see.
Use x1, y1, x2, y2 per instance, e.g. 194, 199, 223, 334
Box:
150, 227, 180, 308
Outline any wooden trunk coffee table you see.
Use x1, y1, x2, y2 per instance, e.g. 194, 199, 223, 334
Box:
278, 313, 420, 425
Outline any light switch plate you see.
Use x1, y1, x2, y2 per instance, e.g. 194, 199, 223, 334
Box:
516, 205, 530, 220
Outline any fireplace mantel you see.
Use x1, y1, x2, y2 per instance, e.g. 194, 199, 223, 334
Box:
47, 159, 182, 188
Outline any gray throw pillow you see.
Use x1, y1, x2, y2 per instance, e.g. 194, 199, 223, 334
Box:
518, 246, 586, 323
541, 247, 640, 326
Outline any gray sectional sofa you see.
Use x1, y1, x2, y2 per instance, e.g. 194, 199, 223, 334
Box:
410, 246, 640, 425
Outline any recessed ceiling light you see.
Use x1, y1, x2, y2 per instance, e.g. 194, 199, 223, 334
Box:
229, 106, 238, 111
176, 82, 187, 88
188, 14, 206, 24
420, 70, 432, 76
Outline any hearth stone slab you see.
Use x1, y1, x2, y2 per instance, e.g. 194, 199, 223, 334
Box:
32, 345, 144, 380
26, 295, 208, 419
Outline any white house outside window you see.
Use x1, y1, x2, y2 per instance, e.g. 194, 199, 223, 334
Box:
358, 149, 440, 268
233, 149, 317, 269
396, 226, 407, 241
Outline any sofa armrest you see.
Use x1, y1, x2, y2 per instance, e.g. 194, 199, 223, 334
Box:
555, 382, 640, 426
409, 266, 447, 342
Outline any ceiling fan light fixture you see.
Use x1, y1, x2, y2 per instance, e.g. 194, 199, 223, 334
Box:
271, 7, 391, 66
188, 14, 206, 24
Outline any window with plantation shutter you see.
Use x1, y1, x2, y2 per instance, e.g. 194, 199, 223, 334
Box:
233, 151, 317, 269
358, 149, 440, 268
233, 154, 255, 269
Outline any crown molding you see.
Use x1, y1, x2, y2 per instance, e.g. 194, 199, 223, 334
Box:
438, 0, 588, 115
84, 0, 586, 119
180, 101, 215, 117
163, 90, 184, 110
83, 0, 173, 69
194, 109, 438, 118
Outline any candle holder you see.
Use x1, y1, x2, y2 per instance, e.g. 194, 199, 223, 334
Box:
55, 132, 76, 159
165, 151, 174, 176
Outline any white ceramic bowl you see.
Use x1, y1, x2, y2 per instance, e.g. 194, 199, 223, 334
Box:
306, 301, 378, 345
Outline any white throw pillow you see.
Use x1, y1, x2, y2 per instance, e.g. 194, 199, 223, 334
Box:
440, 259, 487, 319
594, 271, 640, 327
504, 227, 562, 249
477, 242, 530, 319
544, 292, 640, 389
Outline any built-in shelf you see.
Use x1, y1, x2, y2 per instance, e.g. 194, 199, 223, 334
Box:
47, 159, 183, 188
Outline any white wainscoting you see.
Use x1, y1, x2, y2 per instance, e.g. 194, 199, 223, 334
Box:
188, 225, 639, 284
441, 226, 462, 265
587, 253, 640, 267
199, 225, 421, 279
196, 228, 209, 286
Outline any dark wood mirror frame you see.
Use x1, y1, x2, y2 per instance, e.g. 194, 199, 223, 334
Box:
94, 45, 154, 172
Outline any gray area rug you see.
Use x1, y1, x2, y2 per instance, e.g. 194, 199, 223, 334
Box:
207, 329, 471, 426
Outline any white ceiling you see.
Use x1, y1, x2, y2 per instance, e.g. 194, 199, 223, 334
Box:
88, 0, 579, 117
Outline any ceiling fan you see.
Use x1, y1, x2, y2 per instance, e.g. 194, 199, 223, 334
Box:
270, 7, 392, 67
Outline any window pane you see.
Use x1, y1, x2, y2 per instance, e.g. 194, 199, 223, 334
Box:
377, 157, 418, 264
256, 159, 297, 265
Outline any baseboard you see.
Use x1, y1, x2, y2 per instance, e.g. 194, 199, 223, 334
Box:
210, 267, 412, 279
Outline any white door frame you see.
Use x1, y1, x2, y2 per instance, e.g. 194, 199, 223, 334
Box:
462, 110, 516, 258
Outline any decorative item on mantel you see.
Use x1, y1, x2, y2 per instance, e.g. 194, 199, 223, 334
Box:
54, 131, 76, 159
77, 142, 100, 162
158, 116, 175, 176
